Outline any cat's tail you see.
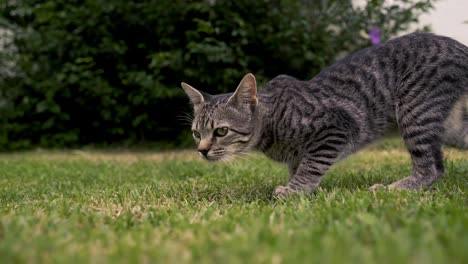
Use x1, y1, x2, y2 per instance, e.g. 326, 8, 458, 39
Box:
443, 92, 468, 149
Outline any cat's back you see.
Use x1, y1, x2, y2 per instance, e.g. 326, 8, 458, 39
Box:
262, 33, 468, 100
260, 74, 310, 98
309, 32, 468, 111
259, 33, 468, 117
317, 32, 468, 79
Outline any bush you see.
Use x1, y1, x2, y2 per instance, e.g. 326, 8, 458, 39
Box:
0, 0, 434, 150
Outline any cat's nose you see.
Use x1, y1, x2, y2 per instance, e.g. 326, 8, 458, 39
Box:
198, 148, 210, 157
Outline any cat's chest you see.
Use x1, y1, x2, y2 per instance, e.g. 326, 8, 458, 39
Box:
263, 143, 301, 163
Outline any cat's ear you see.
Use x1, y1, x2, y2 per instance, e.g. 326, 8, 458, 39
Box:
228, 73, 258, 111
181, 82, 206, 111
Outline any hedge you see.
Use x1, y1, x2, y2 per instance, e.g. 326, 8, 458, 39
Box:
0, 0, 434, 150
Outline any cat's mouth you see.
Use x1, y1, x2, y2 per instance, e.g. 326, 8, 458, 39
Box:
204, 155, 223, 162
201, 148, 228, 162
198, 148, 243, 162
201, 147, 249, 162
198, 151, 225, 162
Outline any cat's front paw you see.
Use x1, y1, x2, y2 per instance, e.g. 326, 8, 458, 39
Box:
273, 185, 294, 198
369, 183, 387, 191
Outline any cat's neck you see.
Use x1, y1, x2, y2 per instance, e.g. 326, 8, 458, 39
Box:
249, 95, 273, 151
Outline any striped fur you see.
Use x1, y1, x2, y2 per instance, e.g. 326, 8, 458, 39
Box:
181, 33, 468, 197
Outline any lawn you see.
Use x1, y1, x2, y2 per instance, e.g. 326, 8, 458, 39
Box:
0, 137, 467, 264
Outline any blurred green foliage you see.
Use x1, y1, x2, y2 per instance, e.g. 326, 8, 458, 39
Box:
0, 0, 434, 150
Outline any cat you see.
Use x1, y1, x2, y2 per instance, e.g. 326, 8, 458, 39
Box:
181, 32, 468, 197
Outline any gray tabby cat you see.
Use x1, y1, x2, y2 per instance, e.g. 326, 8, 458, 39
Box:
181, 33, 468, 197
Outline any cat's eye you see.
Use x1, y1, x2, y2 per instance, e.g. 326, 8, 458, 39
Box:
214, 127, 228, 137
192, 130, 201, 140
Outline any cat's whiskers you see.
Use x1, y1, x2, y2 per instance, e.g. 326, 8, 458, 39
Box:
229, 152, 259, 168
177, 113, 194, 126
220, 155, 235, 166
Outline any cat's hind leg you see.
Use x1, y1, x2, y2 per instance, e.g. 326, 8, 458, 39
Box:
371, 123, 445, 191
373, 91, 452, 190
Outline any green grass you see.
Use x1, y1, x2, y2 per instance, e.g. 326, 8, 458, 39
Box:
0, 137, 467, 264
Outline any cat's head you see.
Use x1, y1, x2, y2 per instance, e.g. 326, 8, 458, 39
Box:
181, 73, 258, 161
